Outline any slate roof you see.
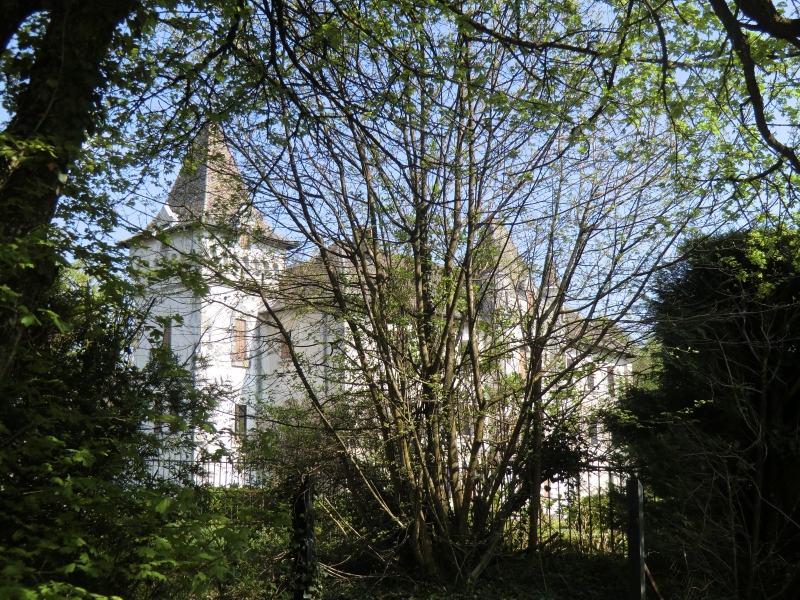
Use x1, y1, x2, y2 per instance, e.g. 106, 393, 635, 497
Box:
125, 128, 296, 250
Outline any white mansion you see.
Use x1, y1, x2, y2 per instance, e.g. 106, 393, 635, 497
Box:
128, 131, 633, 488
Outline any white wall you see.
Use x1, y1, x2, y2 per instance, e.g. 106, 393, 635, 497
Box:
131, 226, 287, 460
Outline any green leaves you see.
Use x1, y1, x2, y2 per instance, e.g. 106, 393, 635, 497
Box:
0, 268, 260, 600
154, 498, 173, 515
607, 227, 800, 597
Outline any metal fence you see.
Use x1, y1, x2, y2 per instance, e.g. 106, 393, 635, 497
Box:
145, 457, 273, 487
146, 457, 632, 556
535, 465, 630, 555
144, 457, 344, 497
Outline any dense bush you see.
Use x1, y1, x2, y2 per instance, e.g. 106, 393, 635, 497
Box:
0, 274, 257, 599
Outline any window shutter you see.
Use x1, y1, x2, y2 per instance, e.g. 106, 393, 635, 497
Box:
234, 319, 247, 361
162, 322, 172, 349
280, 331, 292, 360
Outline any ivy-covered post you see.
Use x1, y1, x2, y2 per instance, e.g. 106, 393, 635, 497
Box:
292, 474, 320, 600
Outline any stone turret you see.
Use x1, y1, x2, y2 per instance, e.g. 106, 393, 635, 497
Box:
164, 128, 246, 223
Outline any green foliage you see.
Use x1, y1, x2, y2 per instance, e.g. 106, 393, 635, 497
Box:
197, 489, 294, 600
218, 524, 294, 600
606, 227, 800, 598
0, 270, 256, 600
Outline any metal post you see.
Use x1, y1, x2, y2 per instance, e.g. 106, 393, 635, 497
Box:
588, 473, 593, 553
293, 474, 318, 600
627, 478, 645, 600
609, 474, 615, 553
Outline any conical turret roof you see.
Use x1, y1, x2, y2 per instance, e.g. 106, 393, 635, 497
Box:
162, 127, 246, 223
134, 127, 295, 249
488, 223, 527, 283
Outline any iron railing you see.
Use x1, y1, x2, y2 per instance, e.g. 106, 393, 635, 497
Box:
146, 457, 633, 555
145, 457, 272, 487
535, 465, 630, 555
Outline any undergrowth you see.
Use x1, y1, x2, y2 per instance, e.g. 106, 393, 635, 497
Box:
323, 555, 626, 600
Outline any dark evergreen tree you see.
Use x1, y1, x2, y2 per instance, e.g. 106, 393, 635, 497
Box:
608, 228, 800, 600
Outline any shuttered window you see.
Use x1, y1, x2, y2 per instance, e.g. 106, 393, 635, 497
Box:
280, 331, 292, 360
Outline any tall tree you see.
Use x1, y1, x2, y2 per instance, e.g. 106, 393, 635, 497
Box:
0, 0, 141, 379
0, 5, 272, 598
124, 0, 718, 579
0, 0, 248, 381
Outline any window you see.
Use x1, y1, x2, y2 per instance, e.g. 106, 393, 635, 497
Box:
608, 368, 616, 397
280, 331, 292, 360
239, 233, 250, 248
162, 321, 172, 349
587, 369, 595, 391
233, 319, 247, 361
235, 404, 247, 435
590, 420, 600, 445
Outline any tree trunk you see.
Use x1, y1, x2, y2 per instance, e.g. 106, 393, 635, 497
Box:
0, 0, 140, 381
